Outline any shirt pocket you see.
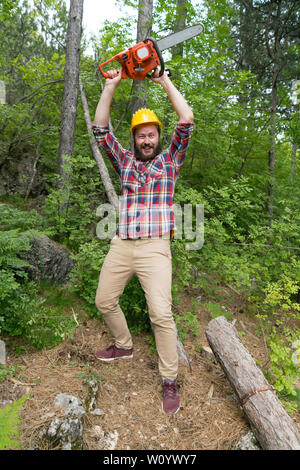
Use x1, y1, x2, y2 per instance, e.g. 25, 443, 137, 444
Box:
121, 167, 141, 193
145, 159, 164, 185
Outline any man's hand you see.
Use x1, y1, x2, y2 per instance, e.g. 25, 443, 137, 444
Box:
104, 68, 122, 88
150, 68, 170, 86
151, 68, 193, 123
93, 68, 122, 127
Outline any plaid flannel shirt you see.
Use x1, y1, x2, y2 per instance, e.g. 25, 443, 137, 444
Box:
92, 122, 193, 239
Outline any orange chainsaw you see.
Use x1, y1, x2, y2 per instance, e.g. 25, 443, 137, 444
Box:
99, 24, 204, 81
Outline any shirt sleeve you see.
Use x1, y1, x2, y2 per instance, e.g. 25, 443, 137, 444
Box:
92, 125, 126, 176
168, 122, 194, 173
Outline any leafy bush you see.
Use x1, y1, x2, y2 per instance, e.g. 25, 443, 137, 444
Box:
44, 154, 107, 249
0, 209, 77, 349
0, 203, 45, 231
0, 395, 29, 449
174, 181, 300, 402
0, 228, 40, 337
69, 239, 109, 316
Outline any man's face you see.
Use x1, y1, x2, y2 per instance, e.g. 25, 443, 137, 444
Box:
134, 124, 161, 162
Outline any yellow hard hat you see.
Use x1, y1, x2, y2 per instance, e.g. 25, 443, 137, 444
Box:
130, 108, 162, 133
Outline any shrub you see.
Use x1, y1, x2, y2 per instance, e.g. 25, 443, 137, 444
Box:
44, 154, 106, 249
0, 217, 77, 349
0, 395, 29, 449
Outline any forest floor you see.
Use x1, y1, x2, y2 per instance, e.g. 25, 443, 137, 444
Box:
1, 288, 300, 451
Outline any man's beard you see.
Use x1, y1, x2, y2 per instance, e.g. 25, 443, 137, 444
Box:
134, 141, 162, 162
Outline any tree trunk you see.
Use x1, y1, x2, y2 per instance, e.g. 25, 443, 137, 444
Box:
172, 0, 188, 58
205, 316, 300, 450
79, 80, 119, 211
265, 2, 281, 227
130, 0, 154, 151
290, 102, 299, 180
267, 61, 279, 226
131, 0, 153, 115
58, 0, 83, 182
160, 0, 188, 148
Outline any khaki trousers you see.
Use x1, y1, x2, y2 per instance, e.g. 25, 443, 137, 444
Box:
95, 236, 178, 380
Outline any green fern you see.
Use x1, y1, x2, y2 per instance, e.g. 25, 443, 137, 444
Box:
0, 394, 29, 449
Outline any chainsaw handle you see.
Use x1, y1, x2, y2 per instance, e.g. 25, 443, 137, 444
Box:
99, 56, 128, 80
147, 37, 165, 77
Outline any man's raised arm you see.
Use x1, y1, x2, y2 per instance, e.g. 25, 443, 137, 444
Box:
93, 68, 122, 127
151, 70, 194, 124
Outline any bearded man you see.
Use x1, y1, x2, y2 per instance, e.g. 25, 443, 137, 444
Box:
92, 68, 193, 414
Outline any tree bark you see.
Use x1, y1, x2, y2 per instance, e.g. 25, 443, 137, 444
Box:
172, 0, 188, 58
130, 0, 154, 152
267, 60, 279, 226
290, 102, 299, 180
205, 316, 300, 450
58, 0, 83, 182
79, 79, 119, 211
265, 2, 281, 227
131, 0, 153, 115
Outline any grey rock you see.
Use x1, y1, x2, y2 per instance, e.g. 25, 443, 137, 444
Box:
231, 430, 261, 450
54, 394, 85, 418
42, 394, 85, 450
89, 425, 118, 450
90, 408, 103, 415
22, 234, 73, 284
85, 379, 99, 412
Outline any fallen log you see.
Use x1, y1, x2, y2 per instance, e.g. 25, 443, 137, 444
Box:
205, 316, 300, 450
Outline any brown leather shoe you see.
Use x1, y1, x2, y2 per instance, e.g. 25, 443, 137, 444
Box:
162, 379, 180, 414
96, 344, 133, 362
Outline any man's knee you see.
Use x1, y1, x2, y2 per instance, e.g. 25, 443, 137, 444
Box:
95, 291, 116, 313
149, 308, 175, 331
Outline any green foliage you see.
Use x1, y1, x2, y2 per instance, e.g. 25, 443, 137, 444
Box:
0, 203, 45, 231
0, 205, 77, 349
268, 329, 299, 398
174, 302, 200, 344
0, 227, 41, 337
171, 240, 195, 297
255, 273, 300, 399
44, 154, 106, 249
119, 276, 149, 334
69, 239, 109, 316
204, 301, 232, 321
0, 394, 29, 450
173, 180, 300, 401
0, 364, 26, 383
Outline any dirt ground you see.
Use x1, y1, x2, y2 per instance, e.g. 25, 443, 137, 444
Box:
1, 292, 300, 451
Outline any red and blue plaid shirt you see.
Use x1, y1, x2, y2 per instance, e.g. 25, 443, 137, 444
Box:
92, 122, 193, 239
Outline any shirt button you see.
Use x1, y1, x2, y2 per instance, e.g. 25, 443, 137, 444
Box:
136, 225, 140, 232
136, 211, 140, 217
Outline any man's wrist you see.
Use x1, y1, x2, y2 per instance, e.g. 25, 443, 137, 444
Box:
158, 74, 172, 90
104, 82, 118, 93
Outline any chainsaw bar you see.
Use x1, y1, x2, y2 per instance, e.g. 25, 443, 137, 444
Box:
156, 23, 204, 52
